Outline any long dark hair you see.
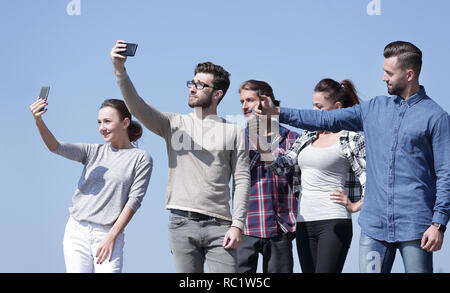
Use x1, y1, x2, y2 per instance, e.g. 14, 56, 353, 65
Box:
100, 99, 143, 143
314, 78, 359, 108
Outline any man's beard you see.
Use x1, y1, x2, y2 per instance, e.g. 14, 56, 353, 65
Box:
387, 81, 406, 97
188, 93, 213, 108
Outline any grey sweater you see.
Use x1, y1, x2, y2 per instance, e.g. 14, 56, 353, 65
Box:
115, 69, 250, 230
53, 142, 153, 225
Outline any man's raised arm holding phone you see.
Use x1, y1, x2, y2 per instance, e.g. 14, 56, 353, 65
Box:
111, 40, 172, 138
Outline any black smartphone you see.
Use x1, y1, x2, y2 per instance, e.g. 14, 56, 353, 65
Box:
256, 89, 263, 111
254, 89, 263, 137
120, 43, 138, 56
39, 86, 50, 111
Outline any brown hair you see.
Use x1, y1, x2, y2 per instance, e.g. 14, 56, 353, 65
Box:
239, 80, 280, 106
314, 78, 359, 108
100, 99, 143, 142
383, 41, 422, 77
194, 62, 231, 104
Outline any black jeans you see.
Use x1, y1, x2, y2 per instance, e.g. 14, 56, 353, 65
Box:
296, 219, 353, 273
236, 232, 295, 273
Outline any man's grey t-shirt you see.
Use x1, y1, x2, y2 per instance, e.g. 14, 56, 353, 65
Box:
53, 142, 153, 226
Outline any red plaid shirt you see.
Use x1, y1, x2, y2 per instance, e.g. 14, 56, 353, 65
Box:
243, 125, 300, 238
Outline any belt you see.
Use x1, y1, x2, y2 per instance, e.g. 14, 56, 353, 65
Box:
170, 209, 216, 221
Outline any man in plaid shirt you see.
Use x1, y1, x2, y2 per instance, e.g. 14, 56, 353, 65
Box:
237, 80, 300, 273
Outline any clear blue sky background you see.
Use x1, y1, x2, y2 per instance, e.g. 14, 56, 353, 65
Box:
1, 0, 449, 273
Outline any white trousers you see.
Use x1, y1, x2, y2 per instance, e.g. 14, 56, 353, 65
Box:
63, 216, 125, 273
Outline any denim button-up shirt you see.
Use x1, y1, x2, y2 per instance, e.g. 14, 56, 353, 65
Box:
279, 87, 450, 242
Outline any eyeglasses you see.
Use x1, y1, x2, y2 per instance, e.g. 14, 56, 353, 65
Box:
186, 80, 216, 90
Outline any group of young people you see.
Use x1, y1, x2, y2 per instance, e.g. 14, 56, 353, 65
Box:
30, 40, 449, 273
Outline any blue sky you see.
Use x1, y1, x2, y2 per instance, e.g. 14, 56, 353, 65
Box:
1, 0, 449, 273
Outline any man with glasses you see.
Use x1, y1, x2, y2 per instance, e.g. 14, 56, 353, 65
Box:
110, 40, 250, 273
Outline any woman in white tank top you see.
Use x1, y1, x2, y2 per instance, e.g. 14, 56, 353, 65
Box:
266, 79, 366, 273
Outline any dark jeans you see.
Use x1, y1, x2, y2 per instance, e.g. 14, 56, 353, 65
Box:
296, 219, 353, 273
236, 232, 295, 273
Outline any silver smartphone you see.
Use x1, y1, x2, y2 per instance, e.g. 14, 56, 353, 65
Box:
39, 86, 50, 111
39, 86, 50, 100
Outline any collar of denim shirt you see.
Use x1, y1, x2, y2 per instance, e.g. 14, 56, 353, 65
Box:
394, 85, 426, 107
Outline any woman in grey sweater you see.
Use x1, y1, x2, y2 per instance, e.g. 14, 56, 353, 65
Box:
30, 98, 153, 273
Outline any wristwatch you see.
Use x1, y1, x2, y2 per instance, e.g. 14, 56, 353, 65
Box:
432, 222, 446, 233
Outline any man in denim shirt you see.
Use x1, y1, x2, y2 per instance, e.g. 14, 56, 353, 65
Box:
259, 41, 450, 273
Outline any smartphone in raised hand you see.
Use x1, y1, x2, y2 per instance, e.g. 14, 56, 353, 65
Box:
39, 86, 50, 111
256, 89, 263, 111
119, 43, 138, 56
39, 86, 50, 100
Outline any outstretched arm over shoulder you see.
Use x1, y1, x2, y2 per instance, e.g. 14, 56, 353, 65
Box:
255, 94, 365, 132
279, 105, 364, 133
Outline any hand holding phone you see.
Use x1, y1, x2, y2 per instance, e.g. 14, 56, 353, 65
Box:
119, 43, 138, 57
256, 89, 263, 111
39, 86, 50, 111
